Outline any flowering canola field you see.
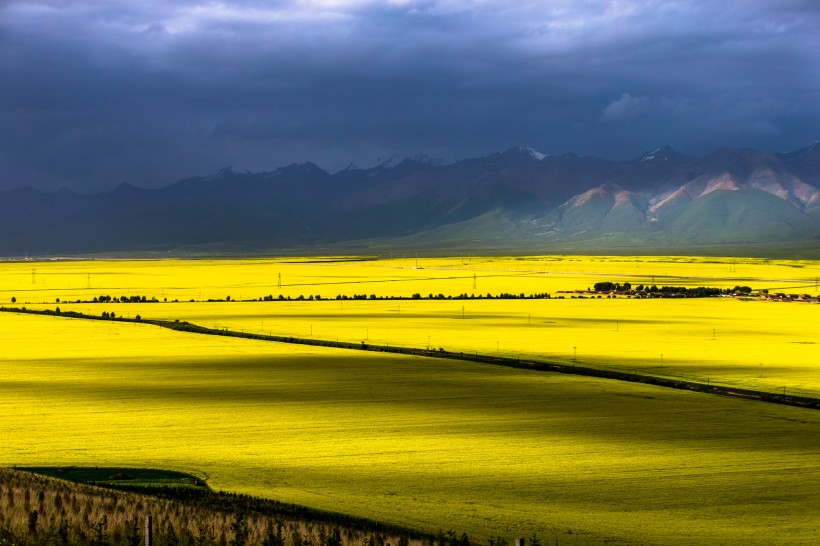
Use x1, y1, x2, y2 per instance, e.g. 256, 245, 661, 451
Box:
1, 311, 819, 545
3, 255, 819, 303
10, 256, 819, 397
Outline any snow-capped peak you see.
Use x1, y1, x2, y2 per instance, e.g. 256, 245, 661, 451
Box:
641, 149, 662, 161
500, 146, 550, 161
410, 153, 444, 166
639, 145, 676, 162
524, 147, 548, 160
375, 154, 398, 168
373, 153, 444, 169
203, 166, 235, 181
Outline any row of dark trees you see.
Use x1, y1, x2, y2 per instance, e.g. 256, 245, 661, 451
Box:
93, 295, 160, 303
219, 293, 553, 302
410, 293, 551, 300
14, 284, 766, 307
13, 292, 557, 306
592, 282, 753, 297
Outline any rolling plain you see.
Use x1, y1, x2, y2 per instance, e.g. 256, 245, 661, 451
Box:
1, 255, 819, 545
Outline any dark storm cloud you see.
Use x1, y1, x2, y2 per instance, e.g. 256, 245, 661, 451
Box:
1, 0, 818, 190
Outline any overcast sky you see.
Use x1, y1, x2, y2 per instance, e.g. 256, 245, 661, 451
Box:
1, 0, 818, 191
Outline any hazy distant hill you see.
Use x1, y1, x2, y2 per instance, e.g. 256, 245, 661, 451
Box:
2, 142, 819, 255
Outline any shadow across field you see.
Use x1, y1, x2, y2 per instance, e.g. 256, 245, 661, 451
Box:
16, 466, 209, 492
166, 319, 820, 409
3, 305, 819, 410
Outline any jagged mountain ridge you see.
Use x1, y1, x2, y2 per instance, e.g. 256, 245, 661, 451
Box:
1, 143, 819, 254
539, 144, 820, 244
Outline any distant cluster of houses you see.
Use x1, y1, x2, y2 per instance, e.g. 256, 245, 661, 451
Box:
762, 292, 819, 303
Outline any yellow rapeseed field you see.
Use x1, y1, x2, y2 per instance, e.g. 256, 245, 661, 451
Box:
12, 256, 818, 396
2, 255, 819, 304
1, 311, 819, 545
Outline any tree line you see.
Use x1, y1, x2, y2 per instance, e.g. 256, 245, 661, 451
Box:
10, 293, 553, 307
591, 282, 753, 297
257, 293, 552, 302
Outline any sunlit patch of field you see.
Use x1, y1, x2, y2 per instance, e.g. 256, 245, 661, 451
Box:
2, 255, 819, 305
1, 312, 819, 545
41, 295, 820, 398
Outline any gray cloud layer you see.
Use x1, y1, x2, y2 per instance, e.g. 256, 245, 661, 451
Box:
2, 0, 819, 190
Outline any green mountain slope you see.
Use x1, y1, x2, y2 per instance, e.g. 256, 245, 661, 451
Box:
657, 188, 820, 243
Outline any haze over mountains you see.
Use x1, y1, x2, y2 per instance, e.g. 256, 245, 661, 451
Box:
2, 142, 820, 256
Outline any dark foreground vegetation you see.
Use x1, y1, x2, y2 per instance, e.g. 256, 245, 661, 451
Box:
0, 467, 469, 546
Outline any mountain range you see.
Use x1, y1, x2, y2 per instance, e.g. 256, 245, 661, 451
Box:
2, 142, 820, 256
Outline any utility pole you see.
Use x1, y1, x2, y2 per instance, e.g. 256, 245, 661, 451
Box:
278, 272, 282, 289
145, 515, 152, 546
